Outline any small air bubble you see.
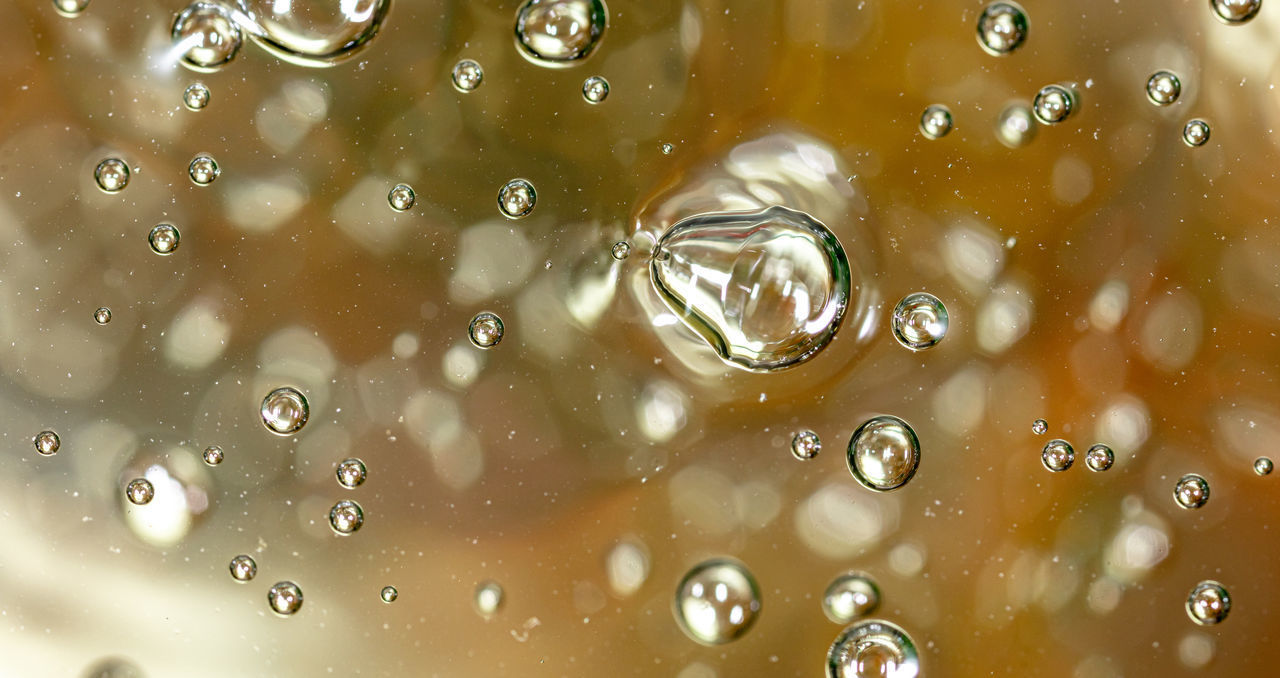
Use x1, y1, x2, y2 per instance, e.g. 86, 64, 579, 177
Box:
94, 307, 112, 325
336, 458, 368, 488
203, 445, 224, 466
1033, 84, 1077, 124
1173, 473, 1210, 509
183, 83, 211, 110
188, 155, 220, 185
919, 104, 953, 139
148, 224, 181, 255
328, 499, 364, 535
34, 430, 60, 456
125, 478, 155, 505
1146, 71, 1182, 106
452, 59, 484, 92
1041, 439, 1075, 472
976, 2, 1029, 56
891, 292, 948, 351
582, 76, 610, 103
388, 183, 415, 212
791, 430, 822, 460
822, 572, 881, 624
268, 581, 304, 616
610, 241, 631, 260
1210, 0, 1262, 24
1186, 580, 1230, 625
1085, 444, 1114, 472
1031, 419, 1048, 435
1254, 456, 1273, 476
94, 158, 130, 193
229, 554, 256, 582
381, 585, 399, 603
261, 386, 309, 435
1183, 119, 1211, 147
468, 312, 505, 349
847, 416, 921, 491
673, 559, 761, 645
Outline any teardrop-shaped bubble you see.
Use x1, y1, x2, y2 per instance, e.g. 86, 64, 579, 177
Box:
649, 205, 851, 372
514, 0, 608, 67
234, 0, 391, 68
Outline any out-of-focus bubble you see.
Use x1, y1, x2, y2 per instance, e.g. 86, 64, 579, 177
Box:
1146, 71, 1182, 105
328, 499, 364, 535
1173, 473, 1210, 509
583, 75, 610, 103
1041, 439, 1075, 472
34, 430, 60, 456
822, 572, 881, 624
452, 59, 484, 92
891, 293, 948, 351
474, 580, 505, 618
1254, 456, 1274, 476
846, 416, 920, 492
1031, 419, 1048, 435
183, 83, 210, 110
233, 0, 391, 67
791, 429, 822, 460
268, 581, 304, 616
81, 657, 144, 678
336, 458, 367, 488
260, 386, 309, 435
468, 312, 505, 349
514, 0, 608, 67
825, 619, 920, 678
1210, 0, 1262, 24
387, 183, 415, 212
202, 445, 223, 466
52, 0, 90, 18
188, 155, 220, 185
919, 105, 953, 139
148, 224, 181, 255
380, 585, 398, 603
94, 158, 130, 193
976, 1, 1028, 56
1085, 444, 1114, 472
229, 554, 256, 582
498, 178, 537, 219
171, 2, 242, 72
1185, 580, 1230, 625
1183, 119, 1211, 147
673, 558, 762, 645
996, 102, 1037, 147
1033, 84, 1076, 124
605, 539, 650, 597
125, 478, 155, 505
94, 307, 112, 325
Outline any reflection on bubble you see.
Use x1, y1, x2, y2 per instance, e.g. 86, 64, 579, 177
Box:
1033, 84, 1076, 124
34, 430, 60, 456
976, 2, 1029, 56
1210, 0, 1262, 24
468, 312, 505, 349
1041, 439, 1074, 472
387, 183, 415, 212
822, 572, 881, 624
94, 158, 130, 193
1085, 444, 1114, 472
1255, 456, 1274, 476
1031, 419, 1048, 435
337, 458, 367, 488
673, 558, 762, 645
514, 0, 608, 67
1183, 119, 1210, 147
229, 554, 256, 582
261, 386, 309, 435
1146, 71, 1181, 105
94, 307, 112, 325
474, 580, 505, 618
380, 585, 398, 603
171, 2, 242, 72
891, 293, 948, 351
1186, 580, 1230, 625
1173, 473, 1210, 509
52, 0, 90, 18
234, 0, 391, 68
148, 224, 181, 255
826, 619, 920, 678
183, 83, 211, 111
583, 75, 610, 103
452, 59, 484, 92
328, 499, 364, 535
188, 155, 220, 185
610, 241, 631, 260
202, 445, 224, 466
498, 178, 537, 219
125, 478, 155, 505
791, 429, 822, 460
919, 105, 953, 140
847, 416, 920, 491
268, 580, 304, 616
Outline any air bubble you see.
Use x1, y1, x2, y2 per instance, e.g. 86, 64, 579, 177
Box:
329, 499, 364, 535
822, 572, 881, 624
660, 142, 675, 155
1041, 439, 1074, 472
1033, 84, 1076, 124
919, 105, 953, 140
171, 2, 242, 72
188, 155, 220, 185
94, 307, 112, 325
497, 178, 537, 219
388, 184, 415, 212
995, 102, 1037, 147
826, 619, 920, 678
673, 558, 762, 645
1031, 419, 1048, 435
148, 224, 181, 255
847, 416, 921, 492
976, 2, 1029, 56
452, 59, 484, 92
610, 241, 631, 260
1186, 580, 1230, 625
583, 75, 610, 103
94, 158, 130, 193
203, 445, 224, 466
1254, 456, 1273, 476
34, 430, 60, 456
125, 478, 155, 505
336, 458, 367, 488
474, 580, 505, 618
514, 0, 608, 67
381, 585, 398, 603
791, 430, 822, 460
1183, 119, 1211, 147
229, 554, 256, 582
1174, 473, 1210, 509
260, 386, 309, 435
468, 312, 505, 349
267, 581, 304, 616
891, 293, 948, 351
1210, 0, 1262, 24
234, 0, 391, 67
52, 0, 90, 18
649, 205, 851, 371
183, 83, 211, 111
1146, 71, 1181, 106
1085, 444, 1114, 472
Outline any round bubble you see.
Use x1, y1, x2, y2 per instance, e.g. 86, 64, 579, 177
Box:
498, 178, 537, 219
474, 580, 505, 617
229, 554, 256, 582
1084, 443, 1114, 472
380, 585, 398, 603
329, 499, 364, 535
183, 83, 211, 111
919, 105, 953, 140
847, 416, 921, 491
260, 386, 309, 435
336, 458, 367, 488
388, 183, 415, 212
1041, 439, 1074, 472
94, 158, 130, 193
125, 478, 155, 505
822, 572, 881, 624
996, 101, 1037, 148
514, 0, 608, 67
976, 2, 1029, 56
1254, 456, 1273, 476
583, 75, 610, 103
469, 312, 505, 349
791, 429, 822, 460
673, 558, 762, 645
148, 224, 181, 255
268, 580, 303, 616
610, 241, 631, 260
452, 59, 484, 92
1146, 71, 1181, 106
34, 430, 61, 456
1183, 119, 1211, 147
1031, 419, 1048, 435
94, 307, 112, 325
1186, 580, 1230, 625
891, 292, 948, 351
202, 445, 224, 466
826, 619, 921, 678
234, 0, 391, 67
1174, 473, 1210, 509
1210, 0, 1262, 24
1033, 84, 1076, 124
171, 2, 242, 72
188, 155, 220, 185
52, 0, 91, 18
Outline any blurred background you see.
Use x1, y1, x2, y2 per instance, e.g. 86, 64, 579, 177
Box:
0, 0, 1277, 675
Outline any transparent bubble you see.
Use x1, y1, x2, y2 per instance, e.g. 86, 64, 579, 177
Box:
328, 499, 364, 535
582, 75, 610, 103
234, 0, 391, 67
1186, 580, 1231, 625
919, 105, 953, 140
791, 430, 822, 460
1031, 419, 1048, 435
673, 558, 762, 645
468, 311, 505, 349
260, 386, 309, 435
660, 142, 675, 155
1085, 444, 1114, 472
1041, 439, 1074, 472
1033, 84, 1076, 124
497, 178, 537, 219
846, 416, 921, 492
188, 155, 220, 185
336, 458, 367, 489
202, 445, 224, 466
148, 224, 181, 256
94, 158, 130, 193
380, 585, 398, 603
125, 478, 155, 505
229, 554, 256, 582
52, 0, 90, 18
34, 430, 60, 456
1146, 71, 1182, 106
826, 619, 920, 678
388, 183, 415, 212
171, 2, 242, 72
452, 59, 484, 92
996, 101, 1037, 148
94, 307, 112, 325
514, 0, 608, 67
267, 581, 304, 616
1254, 456, 1273, 476
474, 580, 505, 618
1210, 0, 1262, 23
610, 241, 631, 260
1174, 473, 1210, 509
891, 292, 948, 351
183, 83, 211, 111
822, 572, 881, 624
649, 205, 851, 371
976, 2, 1029, 56
1183, 119, 1211, 147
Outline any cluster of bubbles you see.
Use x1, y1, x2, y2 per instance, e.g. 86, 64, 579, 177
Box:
188, 155, 220, 185
260, 386, 309, 435
891, 293, 948, 351
847, 416, 921, 492
1035, 425, 1113, 473
33, 430, 60, 456
388, 184, 415, 212
791, 430, 822, 461
148, 224, 181, 256
1186, 580, 1231, 625
468, 312, 505, 349
673, 559, 762, 645
1173, 473, 1211, 510
497, 178, 537, 219
93, 307, 112, 325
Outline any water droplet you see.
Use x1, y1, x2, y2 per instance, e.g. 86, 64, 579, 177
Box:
388, 183, 415, 211
1254, 456, 1273, 476
1146, 71, 1182, 106
148, 224, 181, 255
183, 83, 211, 110
94, 158, 130, 193
125, 478, 155, 505
34, 430, 60, 456
1174, 473, 1210, 509
171, 2, 243, 72
1085, 444, 1114, 472
891, 292, 948, 351
188, 155, 220, 185
791, 430, 822, 460
260, 386, 309, 435
976, 1, 1029, 56
1186, 580, 1230, 625
1031, 419, 1048, 435
1033, 84, 1076, 124
649, 205, 851, 371
203, 445, 224, 466
514, 0, 608, 67
229, 554, 256, 582
847, 416, 921, 491
582, 75, 610, 103
610, 241, 631, 260
52, 0, 90, 18
822, 572, 881, 624
474, 580, 505, 618
234, 0, 391, 67
660, 142, 675, 155
497, 178, 537, 219
468, 311, 505, 349
452, 59, 484, 92
1183, 119, 1211, 147
328, 499, 364, 535
267, 580, 304, 616
995, 101, 1037, 147
380, 585, 398, 603
673, 558, 762, 645
94, 307, 112, 325
336, 458, 367, 488
826, 619, 920, 678
919, 105, 953, 140
1210, 0, 1262, 24
1041, 439, 1074, 472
